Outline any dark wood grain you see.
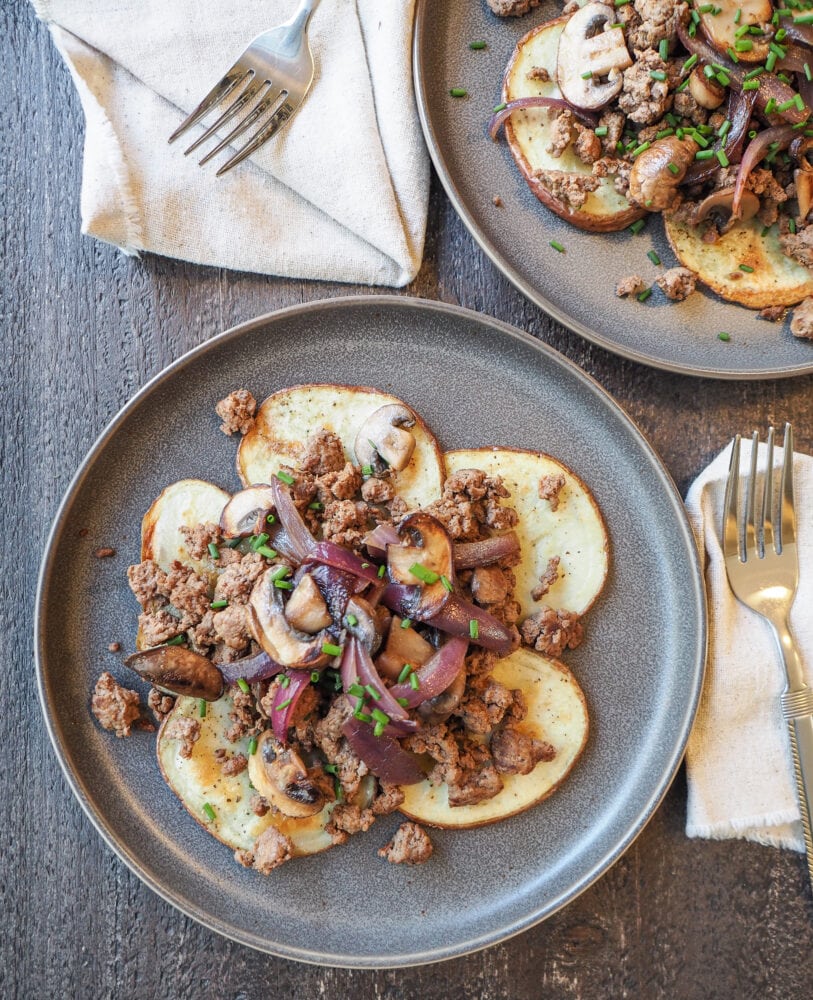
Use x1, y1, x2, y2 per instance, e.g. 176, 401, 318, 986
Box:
4, 1, 813, 997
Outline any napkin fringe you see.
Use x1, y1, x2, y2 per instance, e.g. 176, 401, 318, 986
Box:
687, 807, 803, 851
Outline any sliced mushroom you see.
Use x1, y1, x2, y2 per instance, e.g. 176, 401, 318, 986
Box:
417, 668, 466, 726
694, 186, 761, 233
248, 566, 331, 668
344, 596, 388, 655
386, 512, 454, 619
796, 169, 813, 223
248, 731, 325, 817
125, 646, 224, 701
688, 67, 726, 110
628, 136, 699, 212
694, 0, 771, 65
353, 404, 416, 473
219, 485, 277, 538
284, 573, 333, 634
557, 4, 632, 111
375, 615, 435, 680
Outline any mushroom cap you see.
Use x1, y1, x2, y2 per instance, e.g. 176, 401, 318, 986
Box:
353, 403, 417, 473
248, 731, 326, 818
125, 645, 224, 701
556, 3, 632, 111
248, 565, 332, 668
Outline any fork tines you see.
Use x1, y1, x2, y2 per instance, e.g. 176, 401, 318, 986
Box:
169, 65, 290, 175
723, 422, 795, 563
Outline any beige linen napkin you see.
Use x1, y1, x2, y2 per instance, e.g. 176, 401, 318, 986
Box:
32, 0, 429, 286
684, 438, 813, 852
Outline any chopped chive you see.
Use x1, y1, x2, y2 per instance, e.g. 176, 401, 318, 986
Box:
208, 542, 220, 559
667, 161, 680, 175
321, 642, 343, 657
251, 532, 270, 549
270, 565, 290, 581
493, 102, 507, 113
659, 38, 669, 61
280, 674, 291, 688
355, 709, 373, 723
265, 513, 276, 525
789, 217, 797, 234
549, 239, 565, 253
795, 13, 813, 24
647, 250, 661, 265
469, 619, 479, 640
743, 66, 764, 79
742, 79, 760, 90
717, 119, 731, 139
371, 709, 390, 725
345, 613, 359, 626
275, 697, 292, 710
400, 618, 412, 630
348, 682, 365, 698
631, 142, 651, 158
717, 332, 731, 341
682, 53, 698, 72
247, 736, 258, 755
777, 96, 798, 112
734, 7, 741, 22
735, 39, 753, 51
256, 545, 277, 559
409, 672, 420, 691
276, 471, 295, 485
727, 47, 740, 62
398, 663, 414, 683
377, 564, 387, 579
637, 288, 652, 302
739, 263, 754, 272
469, 40, 487, 49
656, 128, 675, 139
629, 219, 646, 235
165, 635, 185, 646
449, 87, 468, 98
440, 574, 453, 593
766, 51, 778, 72
311, 670, 320, 683
274, 580, 293, 590
361, 562, 370, 569
308, 501, 323, 511
704, 64, 716, 78
715, 71, 730, 86
649, 70, 667, 81
324, 763, 338, 776
761, 225, 771, 237
806, 63, 812, 82
373, 721, 386, 737
595, 125, 609, 137
716, 149, 730, 167
581, 70, 593, 79
226, 536, 243, 548
396, 697, 410, 708
210, 599, 228, 610
202, 803, 216, 822
236, 677, 250, 694
409, 562, 440, 584
365, 684, 382, 701
199, 699, 207, 718
361, 464, 374, 476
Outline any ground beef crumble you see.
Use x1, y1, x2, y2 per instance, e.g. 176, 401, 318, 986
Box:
424, 469, 518, 542
656, 267, 696, 302
378, 822, 433, 865
487, 0, 542, 15
163, 716, 201, 758
538, 472, 566, 511
235, 826, 294, 874
216, 389, 257, 436
531, 556, 561, 601
616, 274, 647, 298
92, 672, 142, 738
521, 606, 584, 657
148, 687, 175, 723
491, 726, 556, 775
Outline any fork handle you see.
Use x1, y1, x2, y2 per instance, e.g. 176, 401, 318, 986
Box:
782, 689, 813, 889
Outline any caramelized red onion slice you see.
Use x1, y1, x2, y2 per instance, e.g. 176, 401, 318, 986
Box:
307, 541, 382, 586
388, 637, 468, 709
683, 88, 756, 186
428, 594, 515, 657
270, 478, 316, 563
453, 531, 521, 570
270, 669, 313, 744
218, 649, 284, 686
340, 637, 415, 728
487, 96, 598, 140
341, 717, 424, 785
364, 523, 400, 560
732, 125, 796, 217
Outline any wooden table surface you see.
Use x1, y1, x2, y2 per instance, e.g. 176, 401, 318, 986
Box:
5, 2, 813, 996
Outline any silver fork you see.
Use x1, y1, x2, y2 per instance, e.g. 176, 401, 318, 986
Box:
168, 0, 321, 176
723, 423, 813, 886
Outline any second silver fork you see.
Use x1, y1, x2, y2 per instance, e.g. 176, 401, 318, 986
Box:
723, 425, 813, 887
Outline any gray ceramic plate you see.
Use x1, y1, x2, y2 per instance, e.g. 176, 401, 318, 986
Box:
36, 297, 706, 967
414, 0, 813, 379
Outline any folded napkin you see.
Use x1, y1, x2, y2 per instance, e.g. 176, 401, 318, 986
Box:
684, 438, 813, 852
32, 0, 429, 286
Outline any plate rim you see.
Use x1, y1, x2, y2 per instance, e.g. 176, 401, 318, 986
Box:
411, 0, 813, 381
35, 294, 708, 967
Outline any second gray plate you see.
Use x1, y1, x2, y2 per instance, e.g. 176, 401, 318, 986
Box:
414, 0, 813, 379
36, 297, 705, 966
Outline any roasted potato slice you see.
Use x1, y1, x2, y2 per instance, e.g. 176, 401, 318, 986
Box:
445, 448, 609, 620
141, 478, 230, 575
398, 647, 588, 829
237, 384, 445, 511
503, 17, 644, 231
